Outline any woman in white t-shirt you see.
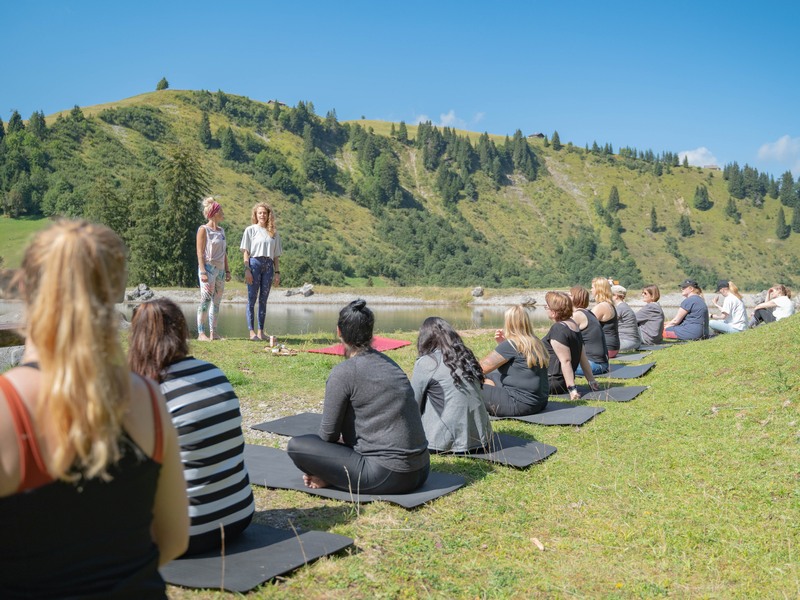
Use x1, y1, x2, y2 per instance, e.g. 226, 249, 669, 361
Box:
240, 203, 283, 341
752, 284, 795, 326
709, 280, 748, 334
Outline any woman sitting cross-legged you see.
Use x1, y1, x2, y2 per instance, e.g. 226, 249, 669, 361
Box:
569, 285, 609, 375
542, 292, 601, 401
611, 284, 642, 351
128, 298, 255, 556
664, 279, 709, 340
709, 280, 748, 334
635, 285, 665, 344
591, 277, 621, 358
479, 305, 550, 417
287, 300, 430, 493
410, 317, 492, 453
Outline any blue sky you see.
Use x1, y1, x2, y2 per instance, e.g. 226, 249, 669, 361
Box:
3, 1, 799, 177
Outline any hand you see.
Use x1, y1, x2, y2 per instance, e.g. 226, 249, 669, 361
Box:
569, 388, 581, 400
274, 273, 280, 287
589, 380, 600, 392
494, 329, 505, 343
225, 271, 231, 282
245, 271, 253, 285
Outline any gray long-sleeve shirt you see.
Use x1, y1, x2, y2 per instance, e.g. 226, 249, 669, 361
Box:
319, 350, 429, 472
635, 302, 665, 344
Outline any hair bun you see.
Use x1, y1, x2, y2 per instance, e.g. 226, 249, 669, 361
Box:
352, 299, 367, 311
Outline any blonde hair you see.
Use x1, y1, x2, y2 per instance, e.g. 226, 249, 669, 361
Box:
503, 305, 549, 369
772, 284, 791, 299
251, 202, 277, 237
202, 196, 221, 219
19, 220, 130, 481
727, 281, 742, 300
592, 277, 612, 303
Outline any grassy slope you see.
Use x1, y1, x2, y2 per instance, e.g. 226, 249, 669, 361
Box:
168, 316, 800, 599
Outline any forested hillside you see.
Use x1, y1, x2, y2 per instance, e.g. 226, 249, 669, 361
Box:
1, 89, 798, 289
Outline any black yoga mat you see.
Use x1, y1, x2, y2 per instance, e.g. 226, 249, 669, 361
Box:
491, 401, 605, 426
611, 351, 652, 363
552, 385, 649, 402
592, 362, 655, 379
160, 523, 353, 593
638, 341, 685, 351
244, 444, 466, 508
253, 414, 556, 468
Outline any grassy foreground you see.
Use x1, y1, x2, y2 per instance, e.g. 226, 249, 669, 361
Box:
169, 317, 800, 599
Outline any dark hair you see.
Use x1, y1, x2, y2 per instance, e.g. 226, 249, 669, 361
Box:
337, 299, 374, 355
417, 317, 484, 388
569, 285, 590, 309
128, 298, 189, 382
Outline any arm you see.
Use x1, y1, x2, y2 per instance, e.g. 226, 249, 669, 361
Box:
318, 368, 350, 442
577, 348, 600, 393
753, 300, 777, 312
480, 350, 508, 375
551, 339, 580, 399
224, 249, 231, 283
592, 302, 613, 322
240, 229, 253, 285
196, 227, 208, 286
150, 388, 189, 566
273, 255, 280, 288
665, 307, 688, 328
410, 356, 434, 411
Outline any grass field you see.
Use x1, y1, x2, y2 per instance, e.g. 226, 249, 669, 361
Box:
0, 217, 51, 268
166, 315, 800, 599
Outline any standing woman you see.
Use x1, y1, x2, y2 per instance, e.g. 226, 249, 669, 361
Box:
287, 300, 429, 493
196, 197, 230, 341
0, 220, 188, 597
636, 285, 665, 344
240, 202, 282, 341
664, 279, 709, 340
709, 280, 748, 334
542, 291, 600, 400
411, 317, 492, 453
129, 299, 255, 555
479, 305, 550, 417
591, 277, 620, 358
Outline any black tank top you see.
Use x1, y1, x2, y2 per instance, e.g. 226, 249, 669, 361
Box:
578, 308, 609, 363
598, 303, 620, 352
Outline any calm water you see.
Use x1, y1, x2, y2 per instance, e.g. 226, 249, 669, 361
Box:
130, 303, 680, 339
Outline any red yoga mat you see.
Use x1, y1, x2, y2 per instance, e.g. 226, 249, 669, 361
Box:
305, 336, 411, 356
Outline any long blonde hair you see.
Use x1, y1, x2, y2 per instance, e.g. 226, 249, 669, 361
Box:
19, 220, 130, 481
503, 305, 549, 369
592, 277, 612, 303
251, 202, 277, 237
727, 281, 743, 300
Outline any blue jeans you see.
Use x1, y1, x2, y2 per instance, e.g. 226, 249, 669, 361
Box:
246, 257, 274, 333
709, 320, 744, 334
575, 360, 609, 376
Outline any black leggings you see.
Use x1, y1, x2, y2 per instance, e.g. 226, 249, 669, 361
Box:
753, 307, 776, 325
481, 372, 546, 417
286, 435, 430, 494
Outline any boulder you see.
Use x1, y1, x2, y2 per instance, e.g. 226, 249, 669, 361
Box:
126, 283, 154, 302
471, 287, 484, 297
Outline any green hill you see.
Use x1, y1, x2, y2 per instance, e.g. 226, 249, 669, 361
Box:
1, 89, 798, 290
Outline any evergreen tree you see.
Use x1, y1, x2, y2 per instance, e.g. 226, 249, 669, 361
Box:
724, 198, 741, 224
126, 176, 164, 284
7, 110, 24, 134
551, 130, 562, 151
775, 207, 790, 239
607, 186, 621, 212
302, 148, 337, 191
779, 171, 796, 207
219, 127, 243, 161
198, 111, 213, 148
652, 160, 663, 176
390, 123, 396, 138
793, 205, 800, 234
682, 155, 689, 168
28, 111, 46, 139
0, 116, 4, 141
160, 146, 210, 286
84, 178, 129, 235
397, 120, 408, 144
156, 77, 169, 90
678, 214, 693, 237
693, 185, 712, 210
650, 206, 659, 232
767, 176, 779, 199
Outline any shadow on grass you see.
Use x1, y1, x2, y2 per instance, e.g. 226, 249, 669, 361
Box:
254, 505, 357, 534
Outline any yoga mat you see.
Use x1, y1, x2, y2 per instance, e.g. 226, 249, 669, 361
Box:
491, 401, 605, 426
252, 416, 555, 468
639, 341, 686, 351
591, 362, 655, 379
306, 336, 411, 355
160, 523, 353, 593
245, 445, 465, 508
611, 352, 652, 363
553, 385, 649, 402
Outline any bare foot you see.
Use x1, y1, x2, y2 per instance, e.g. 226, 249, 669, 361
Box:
303, 474, 329, 489
197, 333, 211, 342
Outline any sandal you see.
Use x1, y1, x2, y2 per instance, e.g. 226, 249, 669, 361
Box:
250, 335, 260, 341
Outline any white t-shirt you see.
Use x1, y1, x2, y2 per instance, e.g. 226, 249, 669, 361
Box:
722, 295, 748, 331
773, 296, 795, 321
240, 225, 282, 259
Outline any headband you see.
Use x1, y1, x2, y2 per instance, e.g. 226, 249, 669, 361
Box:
207, 201, 221, 219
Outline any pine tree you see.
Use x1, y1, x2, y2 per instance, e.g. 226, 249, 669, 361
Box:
0, 116, 5, 142
28, 111, 46, 139
650, 206, 659, 232
693, 185, 712, 210
792, 205, 800, 234
397, 120, 408, 144
725, 198, 741, 224
551, 130, 562, 151
160, 146, 210, 286
607, 186, 621, 212
776, 207, 790, 239
779, 171, 796, 207
682, 155, 689, 168
678, 214, 693, 237
7, 110, 24, 134
219, 127, 243, 161
198, 111, 213, 148
156, 77, 169, 90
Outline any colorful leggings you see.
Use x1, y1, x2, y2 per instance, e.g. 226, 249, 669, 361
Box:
197, 263, 224, 336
